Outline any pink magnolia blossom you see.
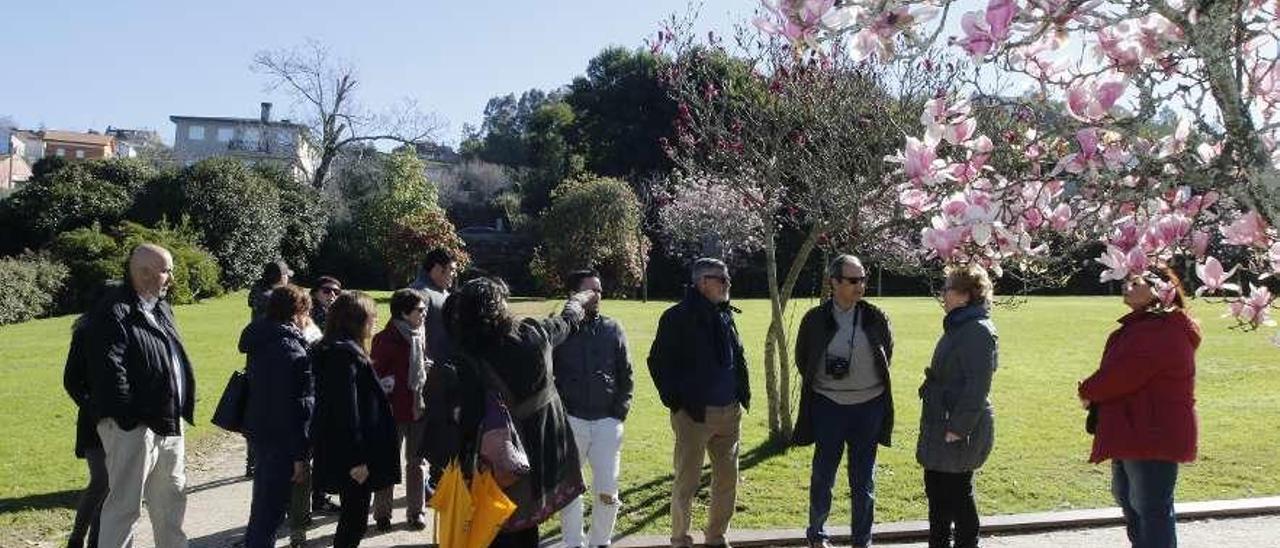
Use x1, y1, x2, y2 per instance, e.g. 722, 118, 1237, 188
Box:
1230, 285, 1276, 327
1221, 211, 1269, 247
1054, 128, 1107, 175
1097, 245, 1131, 282
1066, 78, 1127, 122
753, 0, 836, 47
890, 137, 948, 186
899, 187, 932, 217
1195, 257, 1240, 295
1157, 116, 1192, 158
1049, 203, 1074, 231
922, 218, 965, 260
1270, 242, 1280, 274
1152, 278, 1180, 307
1191, 230, 1211, 258
1109, 218, 1141, 252
956, 0, 1019, 58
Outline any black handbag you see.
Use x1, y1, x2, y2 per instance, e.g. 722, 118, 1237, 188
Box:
1085, 404, 1099, 435
211, 369, 249, 433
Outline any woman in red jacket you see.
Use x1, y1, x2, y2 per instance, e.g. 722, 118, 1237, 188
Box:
370, 288, 431, 531
1079, 266, 1200, 548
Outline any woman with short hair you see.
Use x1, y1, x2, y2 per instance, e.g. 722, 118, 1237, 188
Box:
370, 288, 431, 531
917, 263, 999, 548
241, 285, 316, 548
1079, 267, 1199, 548
312, 292, 399, 548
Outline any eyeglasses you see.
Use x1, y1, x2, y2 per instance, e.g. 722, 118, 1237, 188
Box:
834, 275, 866, 285
702, 274, 731, 285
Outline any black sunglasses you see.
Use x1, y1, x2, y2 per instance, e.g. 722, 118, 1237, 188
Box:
702, 274, 731, 284
834, 275, 866, 285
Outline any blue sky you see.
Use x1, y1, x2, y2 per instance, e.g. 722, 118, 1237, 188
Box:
1, 0, 752, 145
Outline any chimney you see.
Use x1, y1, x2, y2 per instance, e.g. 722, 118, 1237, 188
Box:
260, 102, 272, 123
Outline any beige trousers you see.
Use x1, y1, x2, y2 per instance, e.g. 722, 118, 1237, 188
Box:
670, 405, 741, 547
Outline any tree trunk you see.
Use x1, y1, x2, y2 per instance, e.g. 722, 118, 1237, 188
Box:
762, 219, 783, 439
772, 223, 824, 442
1186, 4, 1280, 226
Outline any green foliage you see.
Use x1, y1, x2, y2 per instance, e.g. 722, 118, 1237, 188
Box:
0, 253, 69, 325
530, 174, 648, 294
0, 158, 157, 253
177, 158, 285, 288
253, 163, 328, 275
382, 208, 470, 286
566, 47, 676, 178
49, 220, 223, 308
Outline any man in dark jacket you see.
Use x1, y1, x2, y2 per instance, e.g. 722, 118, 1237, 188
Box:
649, 258, 750, 548
88, 244, 195, 548
554, 269, 633, 548
793, 255, 895, 548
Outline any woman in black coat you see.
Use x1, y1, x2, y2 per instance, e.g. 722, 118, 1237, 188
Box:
311, 291, 399, 548
240, 285, 316, 548
435, 276, 594, 548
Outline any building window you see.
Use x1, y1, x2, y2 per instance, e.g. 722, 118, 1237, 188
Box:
243, 128, 261, 143
188, 125, 205, 140
75, 150, 85, 159
217, 127, 234, 142
56, 148, 66, 157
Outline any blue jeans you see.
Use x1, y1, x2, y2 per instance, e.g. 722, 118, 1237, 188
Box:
1111, 460, 1179, 548
807, 392, 886, 546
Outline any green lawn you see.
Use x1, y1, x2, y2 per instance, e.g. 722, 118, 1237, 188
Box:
2, 293, 1277, 544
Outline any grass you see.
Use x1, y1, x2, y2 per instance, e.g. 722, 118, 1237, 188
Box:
1, 293, 1277, 545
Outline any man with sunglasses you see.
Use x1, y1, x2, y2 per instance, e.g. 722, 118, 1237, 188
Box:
792, 254, 895, 548
649, 258, 750, 548
309, 276, 342, 330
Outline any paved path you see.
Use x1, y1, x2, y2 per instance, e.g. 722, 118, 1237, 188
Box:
70, 433, 1280, 547
878, 515, 1280, 547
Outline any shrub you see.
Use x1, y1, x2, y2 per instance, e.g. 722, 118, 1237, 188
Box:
0, 253, 69, 325
382, 208, 470, 286
177, 158, 285, 288
49, 220, 223, 309
0, 159, 149, 253
530, 175, 648, 294
255, 164, 328, 275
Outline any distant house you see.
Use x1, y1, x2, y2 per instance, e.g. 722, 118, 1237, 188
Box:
170, 102, 316, 182
41, 130, 117, 161
105, 127, 165, 159
0, 153, 32, 189
10, 130, 45, 164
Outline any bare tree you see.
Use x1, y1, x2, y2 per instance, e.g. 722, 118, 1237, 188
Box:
253, 40, 442, 189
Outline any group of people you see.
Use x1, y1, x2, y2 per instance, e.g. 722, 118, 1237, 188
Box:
60, 242, 1198, 548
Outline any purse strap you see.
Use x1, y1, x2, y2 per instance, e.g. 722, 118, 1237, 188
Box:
462, 350, 554, 421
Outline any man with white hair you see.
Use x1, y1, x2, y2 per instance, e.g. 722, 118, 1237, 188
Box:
649, 258, 750, 548
89, 243, 195, 547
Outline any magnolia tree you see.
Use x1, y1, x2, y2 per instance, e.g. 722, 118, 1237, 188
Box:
656, 19, 952, 439
657, 173, 768, 262
753, 0, 1280, 341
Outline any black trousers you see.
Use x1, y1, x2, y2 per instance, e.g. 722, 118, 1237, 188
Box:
69, 447, 108, 548
490, 526, 539, 548
924, 469, 979, 548
335, 484, 373, 548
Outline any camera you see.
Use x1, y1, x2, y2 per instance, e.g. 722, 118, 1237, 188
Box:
825, 356, 851, 379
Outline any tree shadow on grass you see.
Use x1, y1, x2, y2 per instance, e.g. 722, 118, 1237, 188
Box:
542, 437, 790, 543
0, 489, 81, 515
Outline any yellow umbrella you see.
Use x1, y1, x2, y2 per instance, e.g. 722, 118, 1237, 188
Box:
429, 460, 474, 548
465, 468, 517, 548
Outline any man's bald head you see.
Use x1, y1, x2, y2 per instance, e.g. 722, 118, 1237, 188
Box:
129, 243, 174, 298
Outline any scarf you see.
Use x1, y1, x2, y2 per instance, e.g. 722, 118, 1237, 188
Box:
394, 318, 429, 418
